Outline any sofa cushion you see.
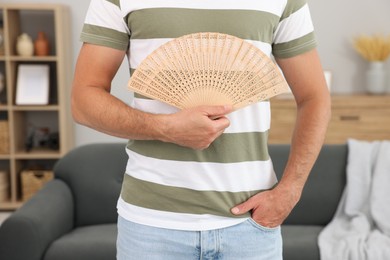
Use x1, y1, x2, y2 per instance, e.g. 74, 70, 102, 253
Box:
281, 225, 323, 260
44, 224, 117, 260
54, 143, 128, 227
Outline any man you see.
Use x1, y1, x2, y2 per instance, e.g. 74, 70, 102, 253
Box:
72, 0, 330, 259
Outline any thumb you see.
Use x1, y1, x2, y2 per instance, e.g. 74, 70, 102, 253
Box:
231, 198, 255, 215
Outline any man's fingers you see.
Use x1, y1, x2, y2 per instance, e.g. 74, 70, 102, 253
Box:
163, 105, 233, 150
231, 197, 256, 215
200, 105, 233, 118
212, 116, 231, 130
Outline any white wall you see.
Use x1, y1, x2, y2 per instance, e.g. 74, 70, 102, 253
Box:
8, 0, 390, 146
310, 0, 390, 93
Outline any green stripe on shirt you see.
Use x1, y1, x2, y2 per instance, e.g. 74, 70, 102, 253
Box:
104, 0, 120, 8
127, 131, 269, 163
127, 8, 279, 42
121, 174, 273, 218
80, 24, 129, 50
273, 32, 316, 58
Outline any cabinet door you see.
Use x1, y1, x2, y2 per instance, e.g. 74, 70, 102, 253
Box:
326, 107, 390, 143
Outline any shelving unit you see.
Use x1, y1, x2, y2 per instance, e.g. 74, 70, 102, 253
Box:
0, 3, 73, 210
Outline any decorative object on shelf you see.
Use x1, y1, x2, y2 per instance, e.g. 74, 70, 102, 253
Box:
21, 170, 53, 201
25, 124, 59, 152
128, 32, 290, 111
47, 132, 60, 150
16, 33, 34, 57
25, 126, 34, 152
353, 34, 390, 94
34, 31, 50, 56
366, 62, 387, 94
15, 64, 50, 105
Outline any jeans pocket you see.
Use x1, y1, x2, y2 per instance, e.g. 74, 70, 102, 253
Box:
247, 218, 280, 232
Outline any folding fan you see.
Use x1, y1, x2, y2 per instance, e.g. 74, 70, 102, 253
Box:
128, 32, 289, 110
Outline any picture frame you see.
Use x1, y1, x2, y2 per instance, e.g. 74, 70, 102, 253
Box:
16, 64, 50, 105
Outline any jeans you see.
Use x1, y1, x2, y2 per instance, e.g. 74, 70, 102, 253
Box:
117, 216, 282, 260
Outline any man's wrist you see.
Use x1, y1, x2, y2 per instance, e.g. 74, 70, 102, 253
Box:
147, 113, 171, 142
275, 179, 303, 204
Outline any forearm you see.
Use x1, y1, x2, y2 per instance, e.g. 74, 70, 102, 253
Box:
277, 96, 331, 197
274, 49, 331, 198
72, 85, 164, 140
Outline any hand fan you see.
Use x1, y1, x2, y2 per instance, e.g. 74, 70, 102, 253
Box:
128, 32, 290, 110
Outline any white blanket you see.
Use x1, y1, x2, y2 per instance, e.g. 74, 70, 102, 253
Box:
318, 139, 390, 260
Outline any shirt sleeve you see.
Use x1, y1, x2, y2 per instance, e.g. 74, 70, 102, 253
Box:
272, 0, 317, 59
80, 0, 130, 51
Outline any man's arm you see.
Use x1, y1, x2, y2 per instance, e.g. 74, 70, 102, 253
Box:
71, 43, 232, 150
231, 49, 331, 227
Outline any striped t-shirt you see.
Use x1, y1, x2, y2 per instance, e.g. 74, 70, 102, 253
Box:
81, 0, 317, 231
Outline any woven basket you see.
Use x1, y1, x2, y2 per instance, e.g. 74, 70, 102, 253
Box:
0, 120, 10, 154
21, 170, 53, 201
0, 171, 9, 202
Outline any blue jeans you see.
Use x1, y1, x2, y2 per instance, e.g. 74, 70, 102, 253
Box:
117, 216, 282, 260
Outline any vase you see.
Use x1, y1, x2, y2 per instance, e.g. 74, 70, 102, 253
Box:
16, 33, 34, 57
366, 62, 387, 94
34, 31, 50, 56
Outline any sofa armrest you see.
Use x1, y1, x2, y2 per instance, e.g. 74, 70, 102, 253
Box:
0, 179, 74, 260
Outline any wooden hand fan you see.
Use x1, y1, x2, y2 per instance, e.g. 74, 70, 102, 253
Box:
128, 32, 290, 110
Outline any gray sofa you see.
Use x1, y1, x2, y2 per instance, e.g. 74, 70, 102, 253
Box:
0, 143, 347, 260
